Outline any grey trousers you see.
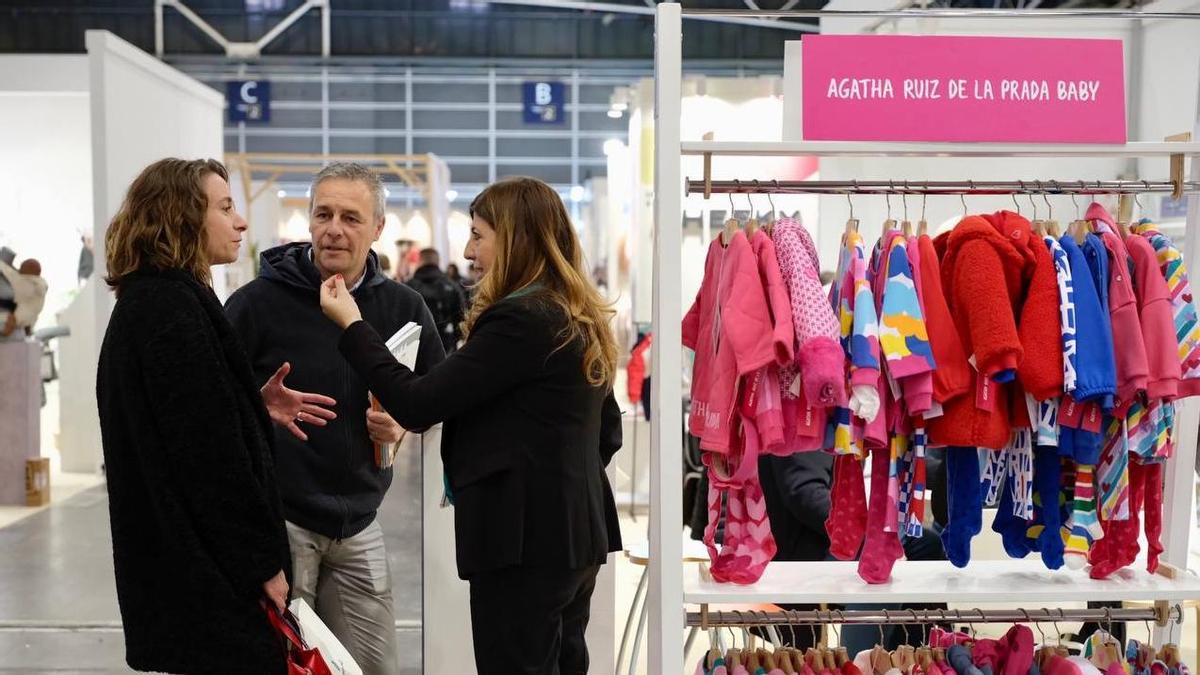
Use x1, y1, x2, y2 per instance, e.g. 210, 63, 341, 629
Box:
286, 520, 399, 675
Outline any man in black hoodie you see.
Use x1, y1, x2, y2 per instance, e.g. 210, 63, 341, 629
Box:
226, 162, 444, 675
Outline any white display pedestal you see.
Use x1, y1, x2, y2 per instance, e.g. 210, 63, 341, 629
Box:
0, 340, 41, 504
419, 425, 616, 674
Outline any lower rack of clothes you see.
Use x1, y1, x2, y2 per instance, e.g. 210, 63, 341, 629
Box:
689, 606, 1188, 675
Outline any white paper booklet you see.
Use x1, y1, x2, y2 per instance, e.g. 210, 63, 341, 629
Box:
373, 321, 422, 468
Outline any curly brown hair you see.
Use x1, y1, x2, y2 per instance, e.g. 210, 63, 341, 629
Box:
105, 158, 227, 294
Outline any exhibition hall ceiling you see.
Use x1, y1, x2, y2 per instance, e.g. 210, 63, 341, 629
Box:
1, 1, 1137, 61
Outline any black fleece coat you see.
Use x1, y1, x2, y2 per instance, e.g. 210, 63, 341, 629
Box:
96, 269, 291, 675
338, 293, 623, 579
225, 243, 444, 539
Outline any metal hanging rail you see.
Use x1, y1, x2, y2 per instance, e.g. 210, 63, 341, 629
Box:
685, 178, 1200, 197
679, 8, 1200, 20
689, 606, 1184, 630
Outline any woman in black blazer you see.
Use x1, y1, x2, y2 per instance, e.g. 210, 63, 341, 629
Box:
320, 176, 623, 675
97, 158, 336, 674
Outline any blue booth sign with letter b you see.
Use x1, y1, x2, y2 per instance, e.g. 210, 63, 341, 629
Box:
227, 80, 271, 123
523, 81, 565, 125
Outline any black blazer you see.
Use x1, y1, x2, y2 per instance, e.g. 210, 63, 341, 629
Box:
97, 269, 291, 675
338, 293, 623, 579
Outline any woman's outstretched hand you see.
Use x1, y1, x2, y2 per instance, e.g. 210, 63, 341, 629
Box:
320, 274, 363, 329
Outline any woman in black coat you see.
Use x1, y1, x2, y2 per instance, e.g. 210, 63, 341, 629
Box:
96, 158, 336, 674
320, 176, 623, 675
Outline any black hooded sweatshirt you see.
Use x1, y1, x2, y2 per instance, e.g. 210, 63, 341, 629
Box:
225, 243, 444, 539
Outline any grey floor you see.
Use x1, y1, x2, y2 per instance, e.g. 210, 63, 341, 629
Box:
0, 449, 424, 674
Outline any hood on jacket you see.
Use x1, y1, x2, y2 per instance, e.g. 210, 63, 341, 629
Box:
941, 214, 1029, 280
1085, 202, 1118, 232
259, 242, 388, 293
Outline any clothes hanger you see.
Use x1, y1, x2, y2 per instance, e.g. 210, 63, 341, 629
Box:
912, 610, 933, 669
741, 610, 764, 672
845, 189, 860, 237
894, 620, 916, 672
960, 190, 969, 220
723, 185, 741, 246
901, 183, 913, 237
818, 615, 834, 671
1052, 610, 1070, 658
753, 611, 782, 672
833, 616, 850, 667
726, 612, 744, 670
707, 627, 723, 670
1099, 608, 1123, 668
917, 192, 929, 238
763, 180, 777, 237
1070, 185, 1090, 244
871, 611, 895, 675
745, 189, 760, 237
1025, 183, 1046, 236
883, 187, 898, 233
1043, 183, 1061, 238
1028, 611, 1050, 668
772, 615, 797, 675
804, 614, 822, 673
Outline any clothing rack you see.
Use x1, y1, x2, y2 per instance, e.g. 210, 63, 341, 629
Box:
649, 5, 1200, 673
688, 607, 1184, 630
684, 179, 1200, 197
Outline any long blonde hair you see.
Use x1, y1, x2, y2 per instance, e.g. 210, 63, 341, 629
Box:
466, 177, 618, 387
105, 158, 226, 293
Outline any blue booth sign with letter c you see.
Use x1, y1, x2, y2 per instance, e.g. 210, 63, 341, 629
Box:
227, 80, 271, 123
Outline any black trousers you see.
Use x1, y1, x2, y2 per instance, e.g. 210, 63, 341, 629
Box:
468, 564, 601, 675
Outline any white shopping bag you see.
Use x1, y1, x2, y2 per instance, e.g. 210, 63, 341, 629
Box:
287, 599, 363, 675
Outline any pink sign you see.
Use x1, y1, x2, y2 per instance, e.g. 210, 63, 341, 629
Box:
801, 35, 1126, 143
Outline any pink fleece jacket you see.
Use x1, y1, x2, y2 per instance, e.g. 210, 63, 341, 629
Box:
683, 232, 777, 452
744, 230, 796, 452
1124, 233, 1181, 400
1086, 203, 1149, 413
750, 229, 795, 367
773, 217, 846, 408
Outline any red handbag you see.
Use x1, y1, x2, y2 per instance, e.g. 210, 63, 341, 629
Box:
262, 601, 334, 675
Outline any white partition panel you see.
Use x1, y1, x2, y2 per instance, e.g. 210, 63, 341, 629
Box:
57, 31, 224, 473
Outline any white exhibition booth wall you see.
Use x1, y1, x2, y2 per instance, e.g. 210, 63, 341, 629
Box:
0, 35, 227, 475
27, 31, 224, 474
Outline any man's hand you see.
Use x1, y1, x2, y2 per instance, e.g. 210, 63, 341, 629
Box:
366, 408, 405, 446
261, 362, 337, 442
262, 569, 289, 612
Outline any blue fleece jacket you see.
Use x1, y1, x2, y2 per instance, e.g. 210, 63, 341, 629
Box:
1060, 235, 1117, 407
1057, 235, 1117, 464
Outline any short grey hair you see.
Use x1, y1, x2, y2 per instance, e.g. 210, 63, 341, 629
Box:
309, 162, 387, 222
